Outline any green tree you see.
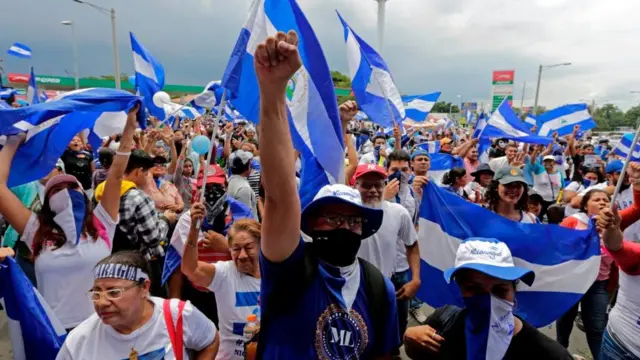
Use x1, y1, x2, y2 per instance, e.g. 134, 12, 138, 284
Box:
432, 101, 459, 113
624, 105, 640, 127
593, 104, 625, 130
534, 106, 547, 116
331, 70, 354, 104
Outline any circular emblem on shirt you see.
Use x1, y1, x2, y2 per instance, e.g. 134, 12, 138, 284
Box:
315, 304, 368, 360
510, 168, 518, 176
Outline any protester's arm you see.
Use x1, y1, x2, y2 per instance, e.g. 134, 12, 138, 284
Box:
393, 123, 402, 151
167, 269, 183, 299
530, 145, 541, 165
396, 210, 421, 300
100, 105, 139, 221
194, 333, 220, 360
173, 140, 188, 191
340, 101, 359, 184
0, 135, 32, 235
0, 248, 15, 261
256, 31, 303, 262
598, 206, 640, 276
181, 203, 216, 288
541, 143, 553, 157
166, 130, 178, 175
222, 123, 233, 160
454, 138, 478, 158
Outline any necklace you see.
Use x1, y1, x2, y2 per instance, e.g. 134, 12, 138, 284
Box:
127, 300, 148, 360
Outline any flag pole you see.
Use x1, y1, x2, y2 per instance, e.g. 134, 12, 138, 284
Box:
610, 120, 640, 209
195, 90, 227, 228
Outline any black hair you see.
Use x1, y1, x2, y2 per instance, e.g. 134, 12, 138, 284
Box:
230, 157, 251, 175
582, 143, 594, 150
386, 150, 411, 169
373, 135, 386, 144
442, 167, 467, 186
98, 148, 115, 169
580, 189, 610, 213
96, 251, 152, 277
124, 150, 153, 174
577, 166, 605, 184
484, 180, 529, 213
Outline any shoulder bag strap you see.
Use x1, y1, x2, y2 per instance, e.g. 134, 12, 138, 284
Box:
163, 299, 187, 360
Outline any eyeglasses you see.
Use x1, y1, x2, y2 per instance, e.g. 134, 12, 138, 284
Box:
358, 181, 385, 190
87, 282, 142, 302
321, 214, 364, 229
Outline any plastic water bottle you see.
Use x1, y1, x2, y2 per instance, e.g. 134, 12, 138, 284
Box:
244, 314, 259, 360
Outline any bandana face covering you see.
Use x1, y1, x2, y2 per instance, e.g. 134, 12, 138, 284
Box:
202, 185, 227, 232
463, 293, 515, 360
48, 188, 87, 245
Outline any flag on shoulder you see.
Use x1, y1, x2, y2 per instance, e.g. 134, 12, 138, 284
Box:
404, 92, 441, 122
338, 11, 405, 129
478, 99, 552, 145
0, 257, 66, 360
130, 32, 165, 120
536, 103, 595, 137
613, 132, 640, 161
220, 0, 345, 208
0, 88, 143, 187
416, 182, 601, 327
7, 42, 32, 59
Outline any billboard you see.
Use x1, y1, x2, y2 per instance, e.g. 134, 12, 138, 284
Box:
461, 102, 478, 112
491, 70, 515, 111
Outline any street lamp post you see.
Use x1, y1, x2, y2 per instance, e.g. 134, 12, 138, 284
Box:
73, 0, 121, 89
61, 21, 79, 90
532, 62, 571, 116
374, 0, 388, 51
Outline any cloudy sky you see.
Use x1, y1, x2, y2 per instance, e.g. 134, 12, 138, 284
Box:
3, 0, 639, 110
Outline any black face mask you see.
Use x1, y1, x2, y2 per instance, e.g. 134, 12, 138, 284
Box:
310, 228, 362, 267
202, 185, 227, 233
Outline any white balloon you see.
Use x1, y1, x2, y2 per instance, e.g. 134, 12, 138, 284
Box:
152, 91, 171, 107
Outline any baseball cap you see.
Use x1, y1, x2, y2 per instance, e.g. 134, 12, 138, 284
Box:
543, 155, 556, 162
229, 150, 254, 170
444, 237, 535, 286
605, 160, 623, 174
301, 184, 383, 239
470, 163, 493, 178
353, 164, 387, 181
411, 148, 430, 160
44, 174, 83, 196
196, 164, 226, 186
493, 166, 526, 185
440, 137, 453, 146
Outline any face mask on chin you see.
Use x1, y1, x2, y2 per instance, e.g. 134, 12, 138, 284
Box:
310, 228, 362, 267
463, 293, 515, 360
48, 188, 87, 245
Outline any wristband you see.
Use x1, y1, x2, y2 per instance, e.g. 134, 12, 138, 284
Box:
116, 150, 132, 156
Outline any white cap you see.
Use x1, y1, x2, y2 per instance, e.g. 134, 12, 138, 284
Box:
444, 238, 535, 286
543, 155, 556, 162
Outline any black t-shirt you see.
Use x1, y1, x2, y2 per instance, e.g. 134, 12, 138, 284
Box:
407, 305, 572, 360
571, 155, 584, 181
61, 149, 94, 190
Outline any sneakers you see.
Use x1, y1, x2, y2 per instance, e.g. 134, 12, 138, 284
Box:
410, 306, 428, 324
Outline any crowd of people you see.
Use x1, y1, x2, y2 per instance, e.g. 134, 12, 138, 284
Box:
1, 31, 639, 360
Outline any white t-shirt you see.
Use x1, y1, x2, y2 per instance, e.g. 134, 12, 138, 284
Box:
56, 297, 216, 360
608, 272, 640, 358
208, 261, 261, 360
357, 201, 417, 278
488, 156, 510, 172
518, 211, 539, 224
22, 203, 116, 329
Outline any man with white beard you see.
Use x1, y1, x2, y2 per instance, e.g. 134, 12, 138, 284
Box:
352, 164, 421, 350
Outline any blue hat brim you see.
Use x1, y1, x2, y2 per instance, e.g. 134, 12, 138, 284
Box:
301, 196, 384, 239
444, 263, 535, 286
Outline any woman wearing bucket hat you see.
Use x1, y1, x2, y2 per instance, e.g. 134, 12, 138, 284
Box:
485, 166, 539, 224
0, 105, 140, 331
464, 164, 494, 204
404, 237, 572, 359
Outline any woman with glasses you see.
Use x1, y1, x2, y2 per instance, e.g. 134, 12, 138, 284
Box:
0, 106, 139, 332
182, 203, 261, 360
56, 251, 219, 360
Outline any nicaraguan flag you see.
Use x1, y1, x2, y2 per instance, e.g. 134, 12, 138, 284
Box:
416, 182, 601, 327
7, 42, 32, 59
613, 132, 640, 161
404, 92, 441, 122
189, 81, 218, 112
416, 141, 440, 154
220, 0, 345, 208
161, 198, 254, 285
429, 153, 464, 185
0, 257, 67, 360
178, 106, 203, 119
354, 110, 369, 121
0, 88, 143, 187
536, 103, 595, 137
480, 99, 552, 145
524, 112, 538, 128
26, 67, 40, 105
130, 32, 165, 120
338, 11, 405, 129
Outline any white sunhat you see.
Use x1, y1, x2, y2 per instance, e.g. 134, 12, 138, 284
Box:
301, 184, 383, 239
444, 237, 535, 286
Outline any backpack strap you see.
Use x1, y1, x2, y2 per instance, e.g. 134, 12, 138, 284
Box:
359, 257, 387, 355
163, 299, 187, 360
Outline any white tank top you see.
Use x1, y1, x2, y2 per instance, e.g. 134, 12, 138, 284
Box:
608, 271, 640, 358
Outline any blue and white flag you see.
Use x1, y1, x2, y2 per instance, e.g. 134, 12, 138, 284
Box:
0, 257, 67, 360
613, 132, 640, 161
537, 103, 595, 137
524, 112, 537, 128
404, 92, 441, 122
354, 110, 369, 121
479, 99, 552, 145
0, 88, 16, 101
7, 42, 32, 59
162, 198, 254, 285
220, 0, 345, 208
188, 81, 218, 112
429, 153, 464, 185
0, 88, 143, 187
416, 182, 601, 327
26, 67, 40, 105
338, 12, 405, 129
177, 106, 203, 120
130, 32, 165, 120
416, 141, 440, 154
